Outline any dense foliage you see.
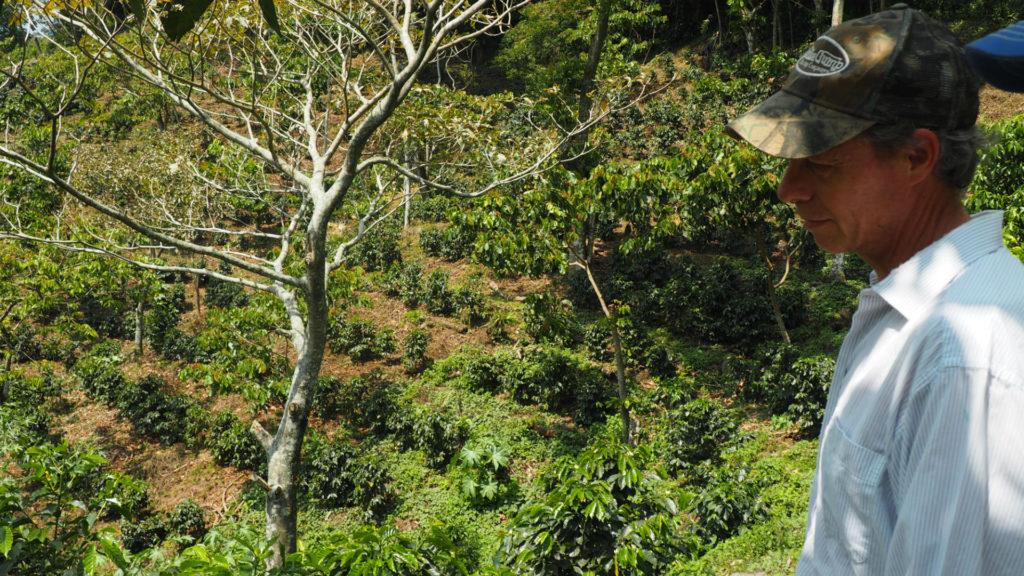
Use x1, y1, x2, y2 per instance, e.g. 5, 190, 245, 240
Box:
1, 1, 1022, 575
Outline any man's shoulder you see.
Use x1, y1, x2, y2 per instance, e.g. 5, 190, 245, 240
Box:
923, 248, 1024, 376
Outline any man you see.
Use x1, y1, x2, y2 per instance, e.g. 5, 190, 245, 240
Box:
727, 5, 1024, 575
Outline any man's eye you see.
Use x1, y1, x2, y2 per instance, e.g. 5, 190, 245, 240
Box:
807, 161, 832, 176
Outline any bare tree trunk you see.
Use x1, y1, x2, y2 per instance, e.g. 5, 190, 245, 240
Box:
714, 0, 725, 46
194, 272, 201, 315
578, 257, 633, 445
403, 149, 415, 230
564, 0, 611, 166
134, 300, 144, 358
253, 236, 330, 566
771, 0, 780, 49
755, 230, 791, 344
832, 0, 844, 26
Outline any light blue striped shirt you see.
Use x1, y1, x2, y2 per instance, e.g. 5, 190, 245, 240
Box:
797, 211, 1024, 575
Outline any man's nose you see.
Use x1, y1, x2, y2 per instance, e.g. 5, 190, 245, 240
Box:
777, 160, 810, 205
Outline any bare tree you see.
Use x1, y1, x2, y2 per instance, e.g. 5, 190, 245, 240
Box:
0, 0, 627, 565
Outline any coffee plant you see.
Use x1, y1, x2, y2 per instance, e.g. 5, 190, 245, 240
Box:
401, 328, 431, 373
348, 222, 403, 272
329, 316, 395, 362
302, 434, 360, 508
664, 398, 739, 473
748, 344, 834, 434
522, 292, 581, 346
501, 439, 689, 576
392, 405, 470, 469
382, 261, 424, 308
209, 412, 265, 473
419, 225, 475, 261
424, 269, 456, 316
687, 464, 767, 545
205, 261, 251, 309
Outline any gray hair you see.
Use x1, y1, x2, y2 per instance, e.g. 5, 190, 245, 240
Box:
862, 120, 988, 196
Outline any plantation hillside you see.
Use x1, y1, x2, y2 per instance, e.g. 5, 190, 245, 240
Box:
3, 1, 1024, 574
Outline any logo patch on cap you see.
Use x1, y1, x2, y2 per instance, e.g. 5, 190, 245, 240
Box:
796, 36, 850, 76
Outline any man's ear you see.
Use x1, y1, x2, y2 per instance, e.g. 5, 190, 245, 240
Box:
905, 128, 941, 186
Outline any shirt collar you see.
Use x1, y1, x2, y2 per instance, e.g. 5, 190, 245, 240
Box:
871, 210, 1006, 320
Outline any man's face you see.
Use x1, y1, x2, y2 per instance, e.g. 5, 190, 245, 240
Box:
777, 135, 913, 268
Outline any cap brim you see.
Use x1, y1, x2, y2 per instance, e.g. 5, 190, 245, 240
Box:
966, 21, 1024, 93
726, 88, 876, 159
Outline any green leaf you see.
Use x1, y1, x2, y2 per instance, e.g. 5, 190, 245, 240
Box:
161, 0, 216, 42
127, 0, 145, 22
258, 0, 281, 34
0, 526, 11, 556
82, 544, 99, 575
100, 537, 128, 570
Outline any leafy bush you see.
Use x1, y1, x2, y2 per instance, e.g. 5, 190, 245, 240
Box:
205, 262, 250, 309
501, 439, 690, 575
969, 116, 1024, 259
401, 329, 431, 373
424, 269, 456, 316
691, 258, 785, 351
582, 320, 613, 362
749, 345, 834, 434
393, 406, 470, 469
504, 347, 611, 426
453, 284, 486, 326
664, 398, 739, 473
456, 440, 515, 507
382, 261, 424, 308
302, 436, 396, 520
0, 441, 129, 573
348, 446, 397, 521
3, 366, 63, 410
149, 283, 196, 361
209, 412, 265, 472
447, 347, 612, 427
332, 370, 397, 434
73, 346, 128, 405
688, 465, 767, 545
329, 316, 395, 362
117, 374, 197, 445
168, 499, 208, 541
103, 474, 151, 522
303, 435, 359, 508
78, 294, 128, 339
349, 222, 402, 272
522, 292, 580, 346
120, 514, 169, 553
460, 353, 510, 394
419, 225, 475, 261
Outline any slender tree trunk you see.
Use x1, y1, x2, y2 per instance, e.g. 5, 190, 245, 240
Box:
755, 230, 791, 344
403, 150, 413, 230
714, 0, 725, 46
564, 0, 611, 168
832, 0, 844, 26
194, 273, 201, 314
578, 258, 633, 445
134, 300, 144, 358
771, 0, 780, 49
253, 227, 331, 566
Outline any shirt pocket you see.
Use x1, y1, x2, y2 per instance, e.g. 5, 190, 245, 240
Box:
820, 419, 887, 569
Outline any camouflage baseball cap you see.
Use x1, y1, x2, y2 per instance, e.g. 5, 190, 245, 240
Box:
727, 4, 980, 158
